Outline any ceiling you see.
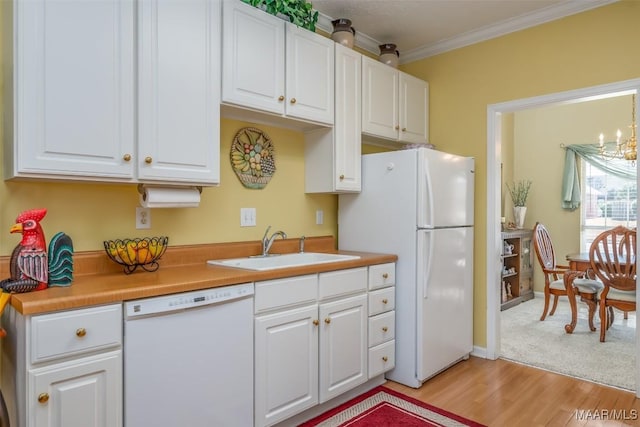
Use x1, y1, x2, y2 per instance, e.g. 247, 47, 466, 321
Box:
311, 0, 617, 63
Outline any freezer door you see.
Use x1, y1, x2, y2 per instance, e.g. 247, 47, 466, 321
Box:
416, 227, 473, 382
417, 148, 474, 228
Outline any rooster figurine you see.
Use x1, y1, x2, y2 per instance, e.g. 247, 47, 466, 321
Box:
0, 208, 74, 294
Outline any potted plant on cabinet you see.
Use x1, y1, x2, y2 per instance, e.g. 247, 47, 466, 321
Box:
507, 180, 532, 229
241, 0, 319, 32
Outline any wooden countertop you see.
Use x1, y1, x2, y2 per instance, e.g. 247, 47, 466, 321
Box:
6, 236, 396, 315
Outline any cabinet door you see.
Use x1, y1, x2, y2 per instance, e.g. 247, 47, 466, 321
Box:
138, 0, 221, 184
399, 72, 429, 144
255, 305, 318, 427
334, 44, 361, 191
30, 351, 122, 427
319, 293, 368, 403
221, 0, 284, 115
10, 0, 135, 180
361, 56, 398, 140
285, 25, 334, 125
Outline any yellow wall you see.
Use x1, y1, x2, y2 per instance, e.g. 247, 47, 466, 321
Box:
401, 0, 640, 347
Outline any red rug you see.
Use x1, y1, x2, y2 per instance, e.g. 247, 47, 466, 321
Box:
299, 386, 486, 427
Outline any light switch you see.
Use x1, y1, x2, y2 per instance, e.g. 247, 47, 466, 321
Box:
316, 210, 324, 225
241, 208, 256, 227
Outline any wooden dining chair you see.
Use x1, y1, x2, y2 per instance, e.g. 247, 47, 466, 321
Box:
589, 226, 636, 342
532, 222, 570, 320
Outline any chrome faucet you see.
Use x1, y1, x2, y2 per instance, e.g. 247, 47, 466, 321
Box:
299, 235, 305, 253
261, 226, 287, 256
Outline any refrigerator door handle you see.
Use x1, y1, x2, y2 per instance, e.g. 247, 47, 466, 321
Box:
423, 160, 434, 228
420, 230, 434, 299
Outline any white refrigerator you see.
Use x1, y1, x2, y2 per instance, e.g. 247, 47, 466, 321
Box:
339, 147, 474, 388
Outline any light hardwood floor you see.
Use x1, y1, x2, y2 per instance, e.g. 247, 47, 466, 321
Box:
383, 356, 640, 426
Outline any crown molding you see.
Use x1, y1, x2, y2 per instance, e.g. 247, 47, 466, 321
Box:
316, 0, 618, 64
402, 0, 618, 63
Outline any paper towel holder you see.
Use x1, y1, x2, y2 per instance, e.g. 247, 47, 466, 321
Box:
137, 184, 203, 197
137, 184, 203, 208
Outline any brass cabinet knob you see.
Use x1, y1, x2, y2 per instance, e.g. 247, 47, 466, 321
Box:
402, 127, 407, 132
339, 174, 345, 181
123, 154, 132, 162
324, 318, 331, 324
313, 320, 319, 326
290, 98, 297, 104
76, 328, 86, 337
145, 157, 153, 164
395, 125, 399, 130
382, 273, 389, 279
278, 95, 285, 101
382, 299, 388, 304
382, 326, 388, 332
38, 393, 49, 404
382, 356, 388, 362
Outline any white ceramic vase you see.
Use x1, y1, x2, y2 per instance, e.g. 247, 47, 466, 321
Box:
513, 206, 527, 229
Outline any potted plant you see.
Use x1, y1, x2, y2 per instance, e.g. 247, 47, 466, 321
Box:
242, 0, 319, 32
506, 180, 532, 229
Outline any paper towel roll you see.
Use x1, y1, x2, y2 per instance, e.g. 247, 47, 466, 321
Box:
139, 186, 201, 208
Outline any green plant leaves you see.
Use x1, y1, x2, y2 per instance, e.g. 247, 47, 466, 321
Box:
242, 0, 319, 32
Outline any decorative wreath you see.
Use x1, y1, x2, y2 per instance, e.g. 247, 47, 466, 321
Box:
231, 127, 276, 189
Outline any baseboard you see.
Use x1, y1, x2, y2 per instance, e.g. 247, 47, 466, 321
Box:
471, 345, 488, 359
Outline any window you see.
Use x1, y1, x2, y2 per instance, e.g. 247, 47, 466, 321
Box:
581, 160, 637, 252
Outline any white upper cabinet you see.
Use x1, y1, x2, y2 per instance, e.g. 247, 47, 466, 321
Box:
138, 0, 221, 184
222, 0, 334, 126
4, 0, 221, 185
362, 56, 429, 145
221, 0, 284, 115
399, 72, 430, 144
4, 0, 136, 180
305, 44, 361, 193
285, 25, 334, 124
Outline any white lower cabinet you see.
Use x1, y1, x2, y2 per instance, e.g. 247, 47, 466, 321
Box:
1, 304, 123, 427
254, 303, 319, 427
318, 293, 368, 403
30, 351, 122, 427
367, 263, 396, 378
254, 268, 368, 427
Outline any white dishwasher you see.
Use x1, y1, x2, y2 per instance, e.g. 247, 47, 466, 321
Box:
123, 282, 254, 427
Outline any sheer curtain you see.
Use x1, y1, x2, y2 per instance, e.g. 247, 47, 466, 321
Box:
561, 143, 636, 211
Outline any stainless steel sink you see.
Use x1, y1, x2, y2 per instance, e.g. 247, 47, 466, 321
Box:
207, 252, 360, 271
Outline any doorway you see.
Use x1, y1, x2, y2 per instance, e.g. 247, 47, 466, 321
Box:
485, 78, 640, 396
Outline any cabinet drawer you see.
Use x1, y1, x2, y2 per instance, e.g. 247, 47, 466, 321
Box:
368, 311, 395, 347
318, 267, 367, 300
255, 274, 318, 313
368, 287, 395, 316
368, 340, 395, 378
31, 304, 122, 364
368, 263, 395, 290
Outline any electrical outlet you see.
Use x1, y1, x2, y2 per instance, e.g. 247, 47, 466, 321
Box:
240, 208, 256, 227
136, 207, 151, 229
316, 210, 324, 225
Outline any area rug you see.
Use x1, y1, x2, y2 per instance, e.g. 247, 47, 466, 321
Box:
299, 386, 486, 426
501, 295, 635, 390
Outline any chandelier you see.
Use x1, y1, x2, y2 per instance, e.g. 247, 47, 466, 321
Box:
598, 94, 637, 162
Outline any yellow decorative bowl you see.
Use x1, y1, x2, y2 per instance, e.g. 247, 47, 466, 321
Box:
103, 236, 168, 274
